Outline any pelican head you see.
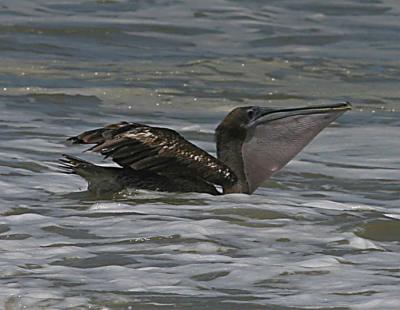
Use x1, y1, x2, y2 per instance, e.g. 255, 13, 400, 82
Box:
216, 102, 352, 194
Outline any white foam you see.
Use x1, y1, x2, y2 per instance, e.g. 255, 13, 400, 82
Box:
348, 236, 383, 250
384, 213, 400, 220
302, 200, 381, 211
298, 256, 340, 268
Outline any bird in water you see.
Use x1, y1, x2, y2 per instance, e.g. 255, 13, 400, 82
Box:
60, 102, 351, 195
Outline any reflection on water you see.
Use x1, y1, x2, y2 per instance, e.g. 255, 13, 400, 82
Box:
0, 0, 399, 309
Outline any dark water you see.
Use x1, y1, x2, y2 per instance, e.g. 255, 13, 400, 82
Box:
0, 0, 399, 309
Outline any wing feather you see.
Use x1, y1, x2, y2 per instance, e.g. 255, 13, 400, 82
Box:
68, 122, 237, 186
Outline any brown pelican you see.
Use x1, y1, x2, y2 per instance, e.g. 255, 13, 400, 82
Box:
60, 102, 351, 195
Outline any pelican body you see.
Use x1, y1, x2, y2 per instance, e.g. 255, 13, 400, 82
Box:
61, 103, 351, 195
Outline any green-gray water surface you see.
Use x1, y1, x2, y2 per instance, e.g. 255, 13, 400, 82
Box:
0, 0, 399, 309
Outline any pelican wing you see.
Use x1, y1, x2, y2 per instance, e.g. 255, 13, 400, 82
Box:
68, 122, 237, 186
242, 110, 347, 194
67, 121, 144, 144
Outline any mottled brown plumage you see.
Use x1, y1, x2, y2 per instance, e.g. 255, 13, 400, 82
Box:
68, 122, 237, 187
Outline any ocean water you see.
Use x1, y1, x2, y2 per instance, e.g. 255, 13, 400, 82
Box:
0, 0, 399, 309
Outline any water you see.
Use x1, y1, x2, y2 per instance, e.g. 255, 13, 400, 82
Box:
0, 0, 399, 309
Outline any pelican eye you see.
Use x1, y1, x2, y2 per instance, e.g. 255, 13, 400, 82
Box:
247, 108, 256, 119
